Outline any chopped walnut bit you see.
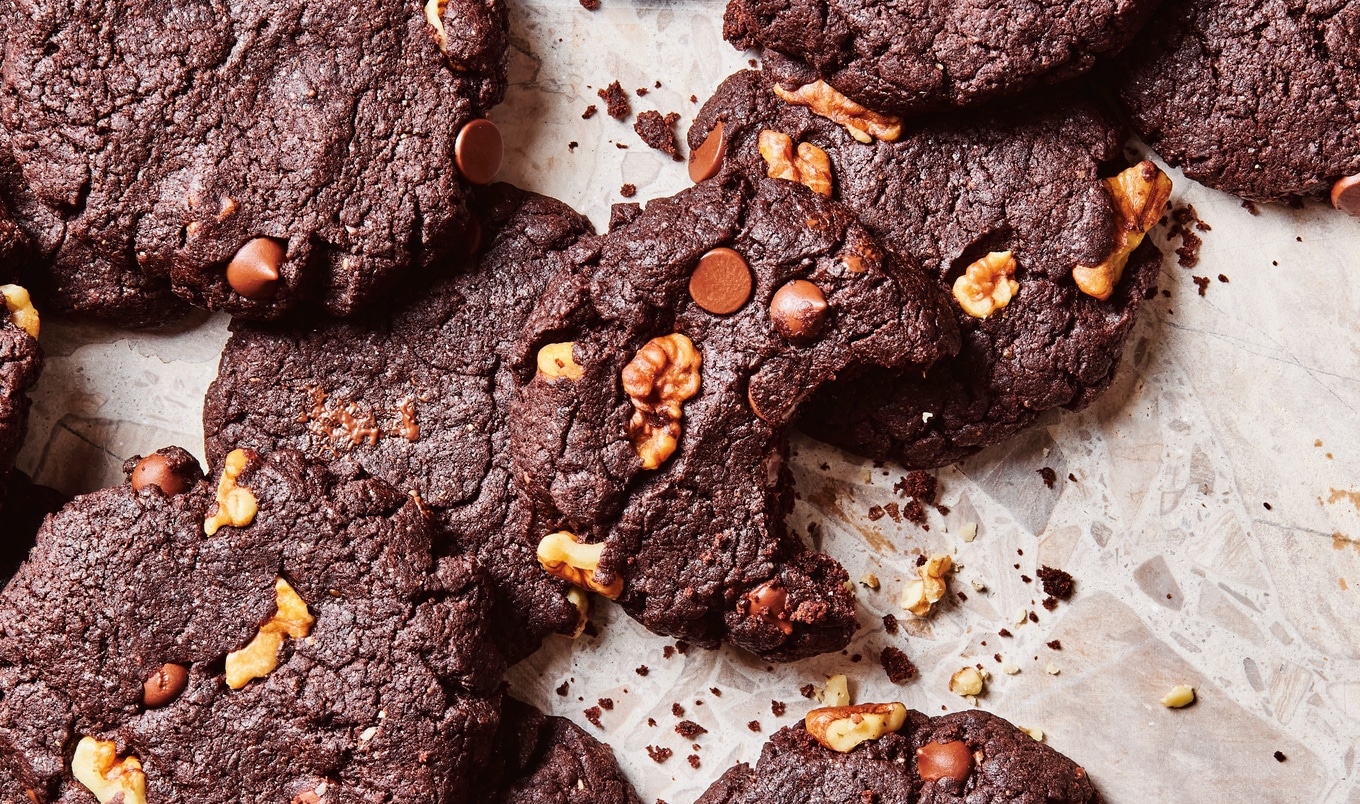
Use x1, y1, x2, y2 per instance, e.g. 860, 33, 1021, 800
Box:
537, 531, 623, 599
423, 0, 452, 53
225, 577, 314, 690
1045, 663, 1061, 676
816, 674, 851, 707
758, 130, 833, 196
0, 285, 40, 338
204, 448, 258, 536
1073, 161, 1173, 300
949, 667, 986, 697
900, 554, 952, 617
860, 573, 880, 589
622, 334, 701, 469
1001, 663, 1021, 675
1018, 725, 1045, 742
565, 587, 591, 637
1161, 685, 1196, 708
71, 737, 147, 804
537, 341, 584, 380
952, 251, 1019, 319
804, 703, 908, 753
772, 80, 902, 143
959, 523, 978, 543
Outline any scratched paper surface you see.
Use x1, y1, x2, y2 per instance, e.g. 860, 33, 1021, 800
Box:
15, 0, 1360, 800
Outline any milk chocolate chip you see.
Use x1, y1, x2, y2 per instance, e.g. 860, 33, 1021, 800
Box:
689, 120, 725, 183
689, 247, 753, 315
769, 279, 828, 341
226, 238, 285, 300
1332, 173, 1360, 217
916, 739, 974, 782
455, 119, 504, 185
743, 579, 793, 634
142, 663, 189, 708
130, 454, 193, 496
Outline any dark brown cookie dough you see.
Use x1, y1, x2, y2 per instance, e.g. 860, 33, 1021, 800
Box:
690, 71, 1164, 468
723, 0, 1163, 117
0, 0, 508, 325
0, 447, 506, 803
203, 184, 592, 662
1114, 0, 1360, 204
481, 698, 642, 803
510, 174, 958, 661
698, 707, 1101, 803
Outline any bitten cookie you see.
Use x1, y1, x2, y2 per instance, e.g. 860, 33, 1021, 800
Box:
690, 71, 1166, 468
203, 185, 592, 662
723, 0, 1162, 117
0, 447, 507, 803
699, 704, 1101, 803
1114, 0, 1360, 207
1, 0, 508, 324
511, 175, 958, 661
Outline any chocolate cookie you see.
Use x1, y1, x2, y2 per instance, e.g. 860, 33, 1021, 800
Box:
203, 184, 592, 662
0, 446, 507, 803
1114, 0, 1360, 206
698, 705, 1100, 803
1, 0, 507, 325
690, 71, 1166, 468
723, 0, 1163, 118
510, 175, 958, 661
482, 698, 642, 803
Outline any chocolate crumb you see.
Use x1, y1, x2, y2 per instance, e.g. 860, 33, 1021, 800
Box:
1047, 640, 1062, 650
1028, 611, 1039, 623
583, 706, 603, 729
1042, 596, 1058, 611
771, 700, 787, 717
748, 58, 758, 67
935, 504, 950, 516
884, 502, 902, 522
1037, 566, 1075, 600
956, 591, 968, 602
1068, 473, 1078, 483
568, 141, 578, 151
747, 720, 762, 732
799, 683, 816, 699
903, 499, 926, 525
999, 629, 1012, 638
689, 94, 698, 103
915, 554, 927, 567
994, 653, 1003, 662
671, 703, 685, 717
620, 183, 636, 198
1193, 276, 1210, 295
646, 745, 672, 763
582, 105, 598, 120
579, 0, 600, 8
1242, 200, 1260, 215
880, 646, 918, 683
1263, 502, 1273, 510
597, 81, 630, 119
867, 505, 885, 521
1274, 751, 1287, 762
882, 613, 899, 634
710, 687, 722, 696
647, 717, 656, 727
675, 641, 691, 655
636, 87, 649, 96
894, 471, 937, 503
614, 143, 628, 150
556, 681, 569, 696
1020, 574, 1032, 584
688, 755, 701, 769
676, 720, 707, 739
663, 645, 675, 659
634, 110, 682, 159
636, 665, 649, 676
598, 697, 614, 711
1038, 467, 1057, 488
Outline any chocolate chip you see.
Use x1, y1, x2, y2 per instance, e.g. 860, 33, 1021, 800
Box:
1331, 173, 1360, 217
454, 118, 503, 185
688, 120, 725, 183
916, 739, 973, 782
769, 279, 828, 341
130, 453, 193, 495
226, 237, 285, 300
143, 663, 189, 708
689, 247, 752, 315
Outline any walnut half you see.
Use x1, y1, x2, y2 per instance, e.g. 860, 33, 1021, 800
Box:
1073, 161, 1172, 300
804, 703, 908, 753
900, 554, 951, 617
758, 130, 833, 196
537, 530, 623, 599
773, 81, 903, 144
952, 252, 1019, 319
621, 334, 701, 470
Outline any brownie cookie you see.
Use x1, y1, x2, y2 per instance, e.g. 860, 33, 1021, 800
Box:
511, 175, 958, 661
698, 704, 1100, 803
1114, 0, 1360, 206
0, 446, 506, 803
723, 0, 1163, 118
1, 0, 507, 325
690, 71, 1166, 468
203, 185, 592, 662
481, 698, 642, 803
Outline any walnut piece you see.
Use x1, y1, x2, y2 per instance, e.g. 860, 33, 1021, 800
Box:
621, 334, 701, 470
204, 448, 259, 536
537, 341, 584, 380
773, 80, 902, 144
804, 703, 908, 753
225, 577, 315, 690
537, 530, 623, 599
1073, 161, 1172, 300
952, 251, 1019, 319
424, 0, 451, 52
1161, 684, 1195, 708
900, 554, 951, 617
758, 130, 833, 196
949, 666, 986, 697
0, 284, 39, 339
565, 586, 591, 637
71, 737, 147, 804
815, 673, 851, 707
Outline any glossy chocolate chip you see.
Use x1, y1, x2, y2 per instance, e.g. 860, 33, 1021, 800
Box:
143, 663, 189, 708
689, 247, 753, 315
916, 739, 974, 783
130, 453, 193, 496
688, 120, 725, 183
1331, 173, 1360, 217
769, 279, 828, 341
455, 119, 504, 185
744, 580, 793, 635
226, 237, 285, 300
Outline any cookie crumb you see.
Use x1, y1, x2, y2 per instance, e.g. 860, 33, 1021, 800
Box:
598, 697, 614, 711
747, 720, 762, 732
1218, 274, 1229, 283
903, 499, 926, 525
1038, 467, 1057, 488
1193, 276, 1210, 295
1274, 751, 1287, 762
867, 505, 885, 521
568, 141, 578, 151
687, 754, 701, 769
579, 0, 600, 8
583, 706, 603, 728
689, 94, 698, 103
1037, 566, 1075, 600
799, 683, 816, 699
880, 646, 918, 683
771, 700, 787, 716
710, 687, 722, 696
597, 82, 630, 120
675, 641, 691, 655
883, 502, 901, 522
636, 87, 649, 96
882, 613, 899, 634
675, 720, 707, 739
646, 745, 672, 763
1042, 596, 1058, 611
582, 105, 597, 120
620, 183, 636, 198
556, 681, 569, 696
894, 471, 937, 503
647, 717, 656, 727
1242, 200, 1259, 215
663, 645, 675, 659
1047, 639, 1062, 650
671, 702, 684, 717
636, 665, 649, 676
998, 628, 1012, 638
